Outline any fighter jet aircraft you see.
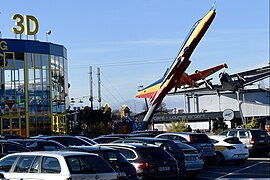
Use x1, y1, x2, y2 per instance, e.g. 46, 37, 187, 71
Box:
136, 8, 218, 130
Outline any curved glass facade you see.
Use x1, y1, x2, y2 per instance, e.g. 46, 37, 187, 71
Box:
0, 39, 68, 137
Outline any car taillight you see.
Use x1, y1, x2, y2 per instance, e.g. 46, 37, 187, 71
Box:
225, 146, 236, 150
190, 135, 193, 142
131, 165, 137, 176
138, 162, 155, 169
171, 163, 178, 170
250, 138, 254, 144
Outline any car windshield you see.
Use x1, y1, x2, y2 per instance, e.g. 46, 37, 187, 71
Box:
78, 136, 97, 145
0, 155, 19, 172
65, 155, 114, 174
224, 137, 242, 144
250, 130, 267, 138
176, 142, 195, 150
219, 131, 228, 136
153, 141, 180, 153
190, 134, 211, 143
97, 150, 129, 163
140, 148, 172, 160
155, 141, 184, 158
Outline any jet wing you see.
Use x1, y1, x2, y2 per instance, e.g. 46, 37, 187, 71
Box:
178, 63, 227, 88
189, 64, 228, 82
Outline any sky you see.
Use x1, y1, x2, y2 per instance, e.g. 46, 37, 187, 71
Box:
1, 0, 269, 112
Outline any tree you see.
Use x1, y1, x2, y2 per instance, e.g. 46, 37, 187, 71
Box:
102, 103, 112, 123
157, 102, 168, 113
212, 118, 228, 135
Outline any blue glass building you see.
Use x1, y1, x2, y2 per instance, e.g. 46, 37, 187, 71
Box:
0, 39, 68, 137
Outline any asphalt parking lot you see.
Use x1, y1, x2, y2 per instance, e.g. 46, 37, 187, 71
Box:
194, 157, 270, 180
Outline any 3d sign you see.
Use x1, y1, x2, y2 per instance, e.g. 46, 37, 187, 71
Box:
11, 14, 39, 35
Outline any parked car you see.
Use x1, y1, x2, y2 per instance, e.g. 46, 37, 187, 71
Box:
32, 135, 95, 147
58, 145, 138, 180
98, 134, 133, 138
0, 151, 119, 180
99, 133, 153, 139
209, 135, 249, 165
174, 141, 204, 177
156, 132, 216, 166
112, 137, 186, 178
219, 128, 270, 156
0, 140, 31, 158
130, 130, 167, 137
8, 139, 65, 151
100, 143, 179, 179
93, 133, 155, 144
93, 136, 123, 144
0, 134, 23, 140
75, 136, 97, 145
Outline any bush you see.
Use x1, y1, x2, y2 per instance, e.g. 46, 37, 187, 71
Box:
166, 120, 187, 132
245, 117, 259, 129
90, 123, 111, 137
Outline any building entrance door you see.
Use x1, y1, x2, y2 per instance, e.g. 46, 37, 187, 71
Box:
0, 116, 21, 135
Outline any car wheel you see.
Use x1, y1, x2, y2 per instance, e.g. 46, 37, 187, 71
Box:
186, 171, 198, 178
215, 152, 225, 166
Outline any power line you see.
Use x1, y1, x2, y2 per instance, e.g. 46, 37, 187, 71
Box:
100, 83, 122, 105
100, 70, 126, 102
69, 57, 173, 69
100, 93, 119, 110
85, 68, 123, 109
69, 57, 173, 107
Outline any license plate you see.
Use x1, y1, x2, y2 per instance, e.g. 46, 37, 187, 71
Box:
238, 154, 245, 158
259, 140, 265, 143
158, 166, 170, 171
201, 146, 208, 150
186, 156, 196, 161
118, 172, 126, 177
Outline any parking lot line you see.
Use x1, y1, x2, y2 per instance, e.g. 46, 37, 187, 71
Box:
215, 161, 267, 179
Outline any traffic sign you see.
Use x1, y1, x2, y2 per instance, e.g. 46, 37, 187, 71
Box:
6, 100, 15, 109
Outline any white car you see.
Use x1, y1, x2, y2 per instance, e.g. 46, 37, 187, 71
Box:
0, 151, 118, 180
209, 135, 249, 165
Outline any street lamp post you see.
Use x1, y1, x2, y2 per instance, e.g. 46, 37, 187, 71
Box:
46, 30, 51, 42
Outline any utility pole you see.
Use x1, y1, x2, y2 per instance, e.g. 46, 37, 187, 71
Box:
97, 67, 101, 109
89, 66, 93, 110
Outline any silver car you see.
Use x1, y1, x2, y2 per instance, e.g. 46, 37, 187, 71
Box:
156, 132, 216, 166
0, 151, 118, 180
175, 141, 204, 177
219, 128, 270, 156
